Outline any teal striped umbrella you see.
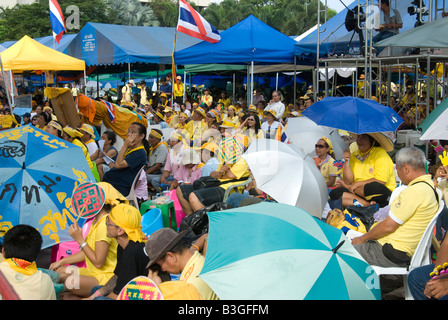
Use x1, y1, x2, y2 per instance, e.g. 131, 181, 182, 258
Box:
200, 202, 381, 300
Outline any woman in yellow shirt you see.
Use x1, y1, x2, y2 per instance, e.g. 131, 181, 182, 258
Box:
236, 114, 264, 142
313, 137, 338, 188
222, 105, 240, 127
330, 132, 396, 208
49, 182, 123, 297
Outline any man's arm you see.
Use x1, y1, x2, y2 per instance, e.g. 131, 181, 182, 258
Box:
85, 275, 118, 300
351, 215, 400, 245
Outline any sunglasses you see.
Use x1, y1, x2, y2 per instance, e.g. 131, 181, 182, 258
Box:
315, 144, 326, 149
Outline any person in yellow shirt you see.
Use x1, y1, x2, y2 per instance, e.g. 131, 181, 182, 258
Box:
352, 147, 440, 268
218, 91, 231, 109
182, 107, 207, 148
313, 137, 339, 188
222, 105, 239, 126
163, 107, 179, 128
49, 182, 121, 298
200, 88, 213, 107
173, 76, 185, 104
145, 228, 218, 300
330, 132, 396, 208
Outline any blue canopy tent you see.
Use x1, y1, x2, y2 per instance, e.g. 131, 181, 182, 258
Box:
0, 34, 77, 53
65, 22, 202, 66
175, 15, 312, 104
294, 0, 438, 60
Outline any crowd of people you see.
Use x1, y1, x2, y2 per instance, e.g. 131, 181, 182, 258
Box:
1, 70, 448, 301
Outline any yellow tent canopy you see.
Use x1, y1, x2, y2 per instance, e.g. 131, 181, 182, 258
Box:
0, 35, 85, 71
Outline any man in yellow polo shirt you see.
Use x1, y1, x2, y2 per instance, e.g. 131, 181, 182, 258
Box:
352, 147, 440, 268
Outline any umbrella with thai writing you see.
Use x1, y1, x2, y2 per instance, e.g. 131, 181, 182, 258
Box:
200, 202, 381, 300
0, 125, 96, 248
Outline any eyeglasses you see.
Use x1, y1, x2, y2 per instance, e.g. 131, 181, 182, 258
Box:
105, 216, 119, 228
315, 144, 326, 149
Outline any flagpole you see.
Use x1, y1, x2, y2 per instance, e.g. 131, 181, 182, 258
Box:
172, 0, 180, 109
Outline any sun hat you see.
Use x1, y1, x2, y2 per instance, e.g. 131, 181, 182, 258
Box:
194, 107, 206, 118
79, 123, 96, 139
263, 109, 277, 118
160, 93, 167, 98
128, 79, 135, 85
154, 111, 165, 121
366, 132, 394, 152
145, 228, 187, 267
207, 109, 219, 118
63, 126, 83, 139
248, 105, 257, 112
48, 120, 62, 132
97, 182, 129, 206
201, 141, 218, 153
220, 120, 235, 128
163, 107, 173, 113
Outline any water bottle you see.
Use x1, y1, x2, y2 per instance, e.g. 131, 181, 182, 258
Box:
353, 199, 363, 207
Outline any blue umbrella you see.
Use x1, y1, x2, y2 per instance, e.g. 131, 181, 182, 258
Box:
302, 96, 403, 134
200, 202, 381, 300
0, 125, 96, 248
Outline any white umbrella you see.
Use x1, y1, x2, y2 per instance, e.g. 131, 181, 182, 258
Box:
285, 117, 348, 160
242, 139, 328, 219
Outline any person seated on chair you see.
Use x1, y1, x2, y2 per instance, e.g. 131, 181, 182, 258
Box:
146, 129, 169, 191
0, 225, 56, 300
49, 182, 127, 299
176, 135, 250, 216
351, 147, 440, 268
200, 142, 220, 177
144, 228, 218, 300
313, 137, 339, 188
151, 131, 186, 192
182, 106, 207, 149
85, 204, 165, 300
152, 110, 169, 129
103, 122, 149, 197
329, 132, 396, 208
408, 232, 448, 300
372, 0, 403, 55
91, 131, 118, 181
168, 148, 204, 191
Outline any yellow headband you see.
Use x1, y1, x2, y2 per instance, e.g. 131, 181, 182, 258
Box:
150, 129, 162, 139
48, 121, 62, 132
320, 137, 333, 152
109, 204, 146, 242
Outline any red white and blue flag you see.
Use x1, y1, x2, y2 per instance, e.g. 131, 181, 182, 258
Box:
176, 0, 221, 43
49, 0, 66, 44
101, 99, 117, 123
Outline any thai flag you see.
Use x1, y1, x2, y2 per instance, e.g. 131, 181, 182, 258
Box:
101, 100, 117, 123
275, 124, 289, 143
49, 0, 66, 44
177, 0, 221, 43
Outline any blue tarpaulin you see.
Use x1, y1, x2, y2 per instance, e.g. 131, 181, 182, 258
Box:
64, 22, 202, 66
174, 15, 297, 65
0, 34, 77, 53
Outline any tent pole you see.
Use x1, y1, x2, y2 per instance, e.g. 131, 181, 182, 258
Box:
83, 69, 87, 92
233, 73, 235, 102
250, 61, 254, 106
128, 63, 131, 82
183, 70, 186, 103
294, 56, 297, 105
276, 73, 278, 91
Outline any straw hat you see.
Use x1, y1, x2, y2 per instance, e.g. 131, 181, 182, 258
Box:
63, 126, 83, 139
263, 109, 277, 118
79, 123, 96, 139
201, 141, 218, 153
194, 107, 206, 118
366, 132, 394, 152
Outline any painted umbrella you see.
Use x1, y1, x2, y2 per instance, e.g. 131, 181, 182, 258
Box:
0, 125, 96, 248
200, 202, 381, 300
302, 96, 403, 134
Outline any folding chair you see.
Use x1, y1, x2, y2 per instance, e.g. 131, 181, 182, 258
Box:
126, 166, 146, 209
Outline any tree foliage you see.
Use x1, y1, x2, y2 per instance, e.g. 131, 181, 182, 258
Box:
0, 0, 114, 41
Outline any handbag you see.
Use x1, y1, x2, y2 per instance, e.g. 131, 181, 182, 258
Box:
382, 243, 411, 266
346, 204, 379, 231
192, 176, 247, 190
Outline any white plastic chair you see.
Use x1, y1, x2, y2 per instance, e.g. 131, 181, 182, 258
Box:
372, 198, 444, 300
126, 166, 146, 209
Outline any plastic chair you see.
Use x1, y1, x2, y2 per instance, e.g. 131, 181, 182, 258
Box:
222, 176, 252, 202
126, 166, 146, 209
169, 189, 185, 229
141, 208, 163, 236
371, 198, 444, 300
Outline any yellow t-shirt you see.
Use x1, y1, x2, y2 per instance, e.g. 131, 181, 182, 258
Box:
218, 157, 250, 191
378, 174, 439, 256
179, 251, 218, 300
349, 146, 396, 192
182, 120, 207, 146
78, 215, 118, 285
315, 155, 338, 186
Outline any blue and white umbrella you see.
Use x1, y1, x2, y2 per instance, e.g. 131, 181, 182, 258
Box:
0, 125, 96, 248
302, 96, 403, 134
200, 202, 381, 300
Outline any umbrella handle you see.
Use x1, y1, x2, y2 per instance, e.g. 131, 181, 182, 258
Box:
75, 206, 86, 223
